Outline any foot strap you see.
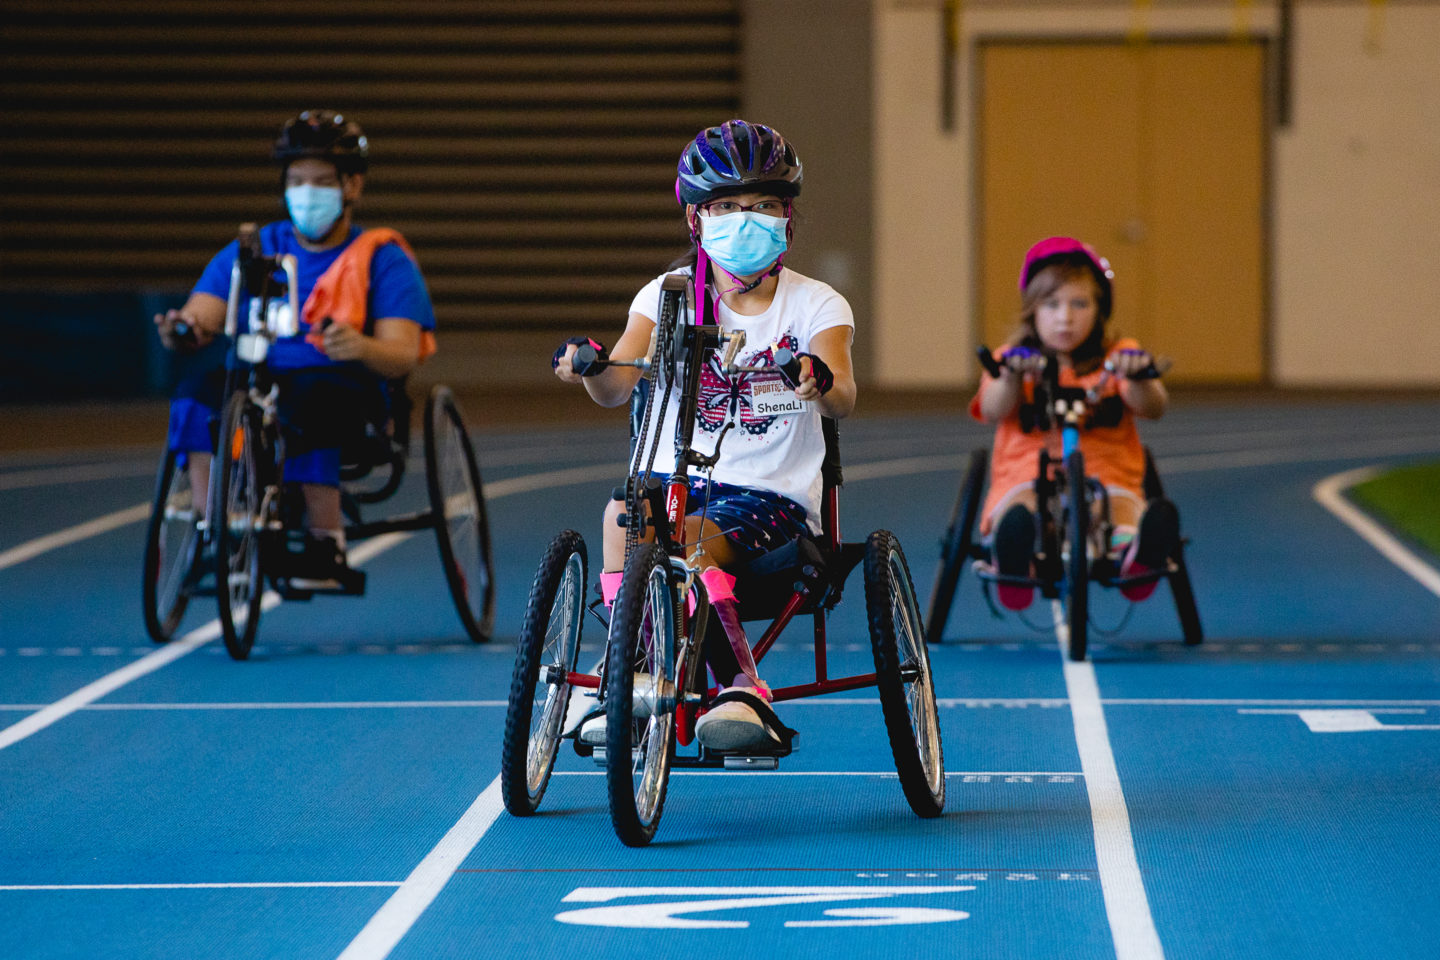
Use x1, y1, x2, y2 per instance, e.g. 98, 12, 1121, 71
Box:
706, 689, 799, 753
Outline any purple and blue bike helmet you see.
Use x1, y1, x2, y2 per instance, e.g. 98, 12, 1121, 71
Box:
675, 119, 804, 206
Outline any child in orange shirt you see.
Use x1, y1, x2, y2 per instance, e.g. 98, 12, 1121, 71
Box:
971, 237, 1177, 610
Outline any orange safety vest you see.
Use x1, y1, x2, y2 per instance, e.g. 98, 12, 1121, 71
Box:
969, 338, 1147, 535
302, 228, 437, 362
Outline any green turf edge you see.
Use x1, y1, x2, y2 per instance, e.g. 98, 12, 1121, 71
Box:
1346, 461, 1440, 560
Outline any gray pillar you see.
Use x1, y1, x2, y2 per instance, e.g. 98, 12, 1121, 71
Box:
741, 0, 874, 383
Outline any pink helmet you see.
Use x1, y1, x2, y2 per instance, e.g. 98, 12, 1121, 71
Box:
1019, 237, 1114, 316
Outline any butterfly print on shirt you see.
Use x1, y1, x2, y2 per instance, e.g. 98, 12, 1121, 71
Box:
695, 334, 800, 436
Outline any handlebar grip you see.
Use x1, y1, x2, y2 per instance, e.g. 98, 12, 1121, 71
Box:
976, 346, 1002, 379
572, 343, 607, 377
169, 317, 199, 348
773, 347, 804, 387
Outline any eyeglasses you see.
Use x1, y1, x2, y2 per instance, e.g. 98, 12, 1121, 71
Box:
697, 198, 788, 218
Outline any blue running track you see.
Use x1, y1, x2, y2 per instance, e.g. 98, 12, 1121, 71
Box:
1, 398, 1438, 960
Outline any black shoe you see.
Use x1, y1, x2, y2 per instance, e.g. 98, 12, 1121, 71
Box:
289, 535, 353, 591
1120, 499, 1179, 601
993, 504, 1036, 610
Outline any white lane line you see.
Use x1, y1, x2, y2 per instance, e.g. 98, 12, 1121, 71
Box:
0, 532, 406, 752
481, 462, 617, 498
1056, 603, 1165, 960
0, 503, 149, 572
1103, 698, 1440, 707
0, 462, 624, 746
1313, 466, 1440, 601
7, 697, 1436, 712
52, 700, 509, 711
0, 882, 399, 891
0, 617, 239, 752
336, 777, 503, 960
0, 462, 619, 574
553, 770, 1084, 778
0, 460, 155, 492
841, 433, 1440, 485
3, 438, 1429, 574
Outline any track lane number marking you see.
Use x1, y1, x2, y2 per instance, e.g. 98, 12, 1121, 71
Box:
555, 885, 974, 929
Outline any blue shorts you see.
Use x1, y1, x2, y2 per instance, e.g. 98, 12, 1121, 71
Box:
677, 476, 810, 559
167, 365, 388, 486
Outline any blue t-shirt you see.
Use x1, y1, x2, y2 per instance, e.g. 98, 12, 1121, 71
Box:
192, 221, 436, 370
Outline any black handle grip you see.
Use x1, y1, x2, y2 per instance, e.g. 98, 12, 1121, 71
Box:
773, 347, 803, 388
573, 343, 607, 377
169, 317, 200, 349
976, 346, 1002, 379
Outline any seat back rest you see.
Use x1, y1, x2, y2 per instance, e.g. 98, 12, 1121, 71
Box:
820, 416, 842, 550
734, 536, 827, 621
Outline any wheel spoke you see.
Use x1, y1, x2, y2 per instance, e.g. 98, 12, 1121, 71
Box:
526, 553, 581, 790
890, 549, 942, 794
439, 414, 485, 617
630, 563, 673, 823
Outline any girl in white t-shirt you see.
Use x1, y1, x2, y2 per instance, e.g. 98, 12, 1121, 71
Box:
554, 119, 856, 752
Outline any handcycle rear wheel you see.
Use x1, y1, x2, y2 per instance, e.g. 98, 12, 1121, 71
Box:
215, 392, 265, 661
604, 543, 679, 847
1063, 451, 1089, 662
865, 530, 946, 818
1142, 448, 1203, 645
142, 449, 201, 643
1169, 542, 1204, 645
424, 386, 495, 643
926, 448, 987, 644
501, 530, 587, 816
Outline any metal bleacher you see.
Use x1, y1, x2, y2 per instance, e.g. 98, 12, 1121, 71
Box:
0, 0, 740, 344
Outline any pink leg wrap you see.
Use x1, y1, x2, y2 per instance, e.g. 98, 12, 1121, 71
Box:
699, 566, 736, 603
699, 567, 765, 694
600, 571, 623, 609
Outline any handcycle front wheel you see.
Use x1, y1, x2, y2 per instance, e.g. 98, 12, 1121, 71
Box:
141, 448, 202, 643
605, 542, 679, 847
424, 385, 495, 643
926, 448, 988, 645
501, 530, 587, 816
1063, 450, 1089, 662
215, 392, 266, 661
865, 530, 946, 818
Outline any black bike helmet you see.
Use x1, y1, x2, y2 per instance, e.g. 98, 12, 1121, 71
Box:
675, 119, 803, 206
272, 110, 369, 174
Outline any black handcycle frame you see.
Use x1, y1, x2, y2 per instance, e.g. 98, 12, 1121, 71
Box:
924, 347, 1203, 660
141, 224, 495, 659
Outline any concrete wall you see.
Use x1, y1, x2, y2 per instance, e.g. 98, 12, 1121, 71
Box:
742, 0, 876, 381
870, 0, 1440, 388
1275, 4, 1440, 386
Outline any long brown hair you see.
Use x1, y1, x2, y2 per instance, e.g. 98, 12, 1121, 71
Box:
1009, 261, 1113, 375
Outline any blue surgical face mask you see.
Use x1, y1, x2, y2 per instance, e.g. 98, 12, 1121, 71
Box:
285, 184, 344, 241
699, 211, 789, 277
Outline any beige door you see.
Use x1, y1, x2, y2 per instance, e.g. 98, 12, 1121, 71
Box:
979, 41, 1266, 383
